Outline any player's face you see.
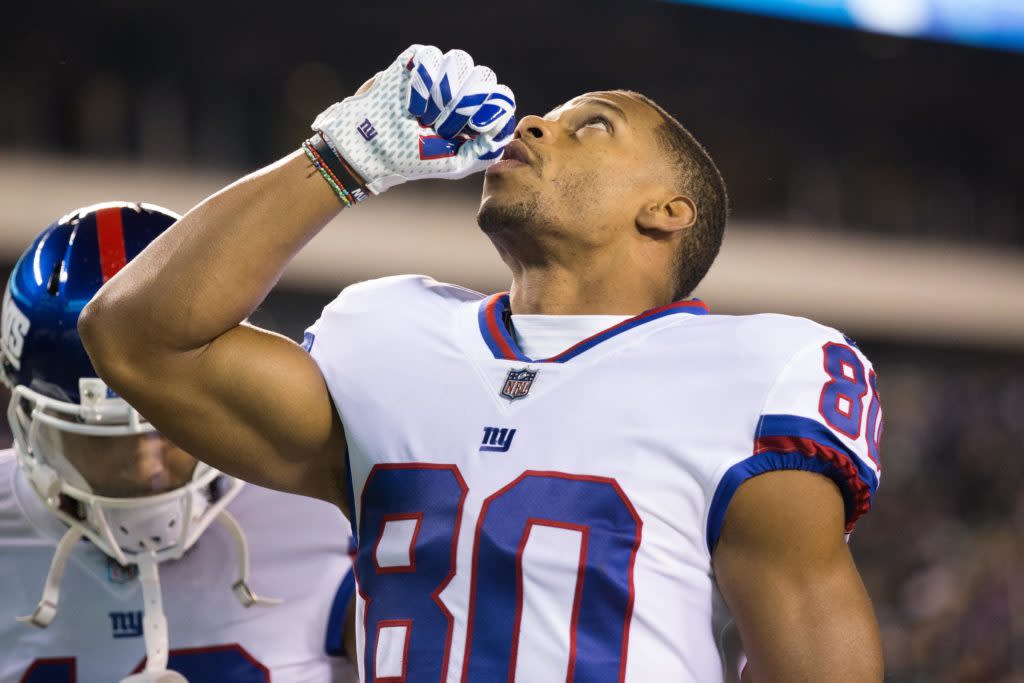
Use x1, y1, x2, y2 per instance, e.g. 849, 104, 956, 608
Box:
477, 91, 669, 247
58, 431, 197, 497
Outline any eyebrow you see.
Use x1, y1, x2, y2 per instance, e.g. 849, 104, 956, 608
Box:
574, 97, 629, 122
544, 97, 630, 123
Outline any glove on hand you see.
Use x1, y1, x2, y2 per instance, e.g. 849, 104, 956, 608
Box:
313, 44, 517, 195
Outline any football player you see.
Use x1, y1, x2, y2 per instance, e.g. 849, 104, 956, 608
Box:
0, 203, 356, 683
81, 46, 885, 681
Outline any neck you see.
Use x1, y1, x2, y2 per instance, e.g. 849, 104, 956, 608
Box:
503, 246, 676, 316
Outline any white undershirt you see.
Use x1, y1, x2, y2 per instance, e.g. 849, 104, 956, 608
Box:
510, 314, 632, 360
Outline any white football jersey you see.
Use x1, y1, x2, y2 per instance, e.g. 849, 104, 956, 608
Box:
305, 275, 882, 683
0, 450, 357, 683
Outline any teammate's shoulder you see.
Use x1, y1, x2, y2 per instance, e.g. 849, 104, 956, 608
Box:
226, 482, 351, 547
230, 479, 343, 517
0, 448, 31, 534
0, 449, 17, 499
0, 448, 16, 478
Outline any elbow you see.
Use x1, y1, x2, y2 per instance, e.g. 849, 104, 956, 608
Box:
78, 295, 139, 391
79, 296, 112, 362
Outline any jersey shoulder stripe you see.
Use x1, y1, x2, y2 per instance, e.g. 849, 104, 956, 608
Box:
706, 413, 879, 550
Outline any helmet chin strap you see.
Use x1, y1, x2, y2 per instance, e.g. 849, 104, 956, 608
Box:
16, 526, 83, 628
117, 550, 188, 683
136, 547, 171, 674
217, 508, 284, 608
118, 549, 187, 683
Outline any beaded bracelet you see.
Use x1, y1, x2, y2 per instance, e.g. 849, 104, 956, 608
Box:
302, 140, 352, 207
304, 133, 370, 206
313, 133, 369, 200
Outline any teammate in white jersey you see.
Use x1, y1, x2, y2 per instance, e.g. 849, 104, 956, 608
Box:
81, 45, 885, 681
0, 203, 357, 683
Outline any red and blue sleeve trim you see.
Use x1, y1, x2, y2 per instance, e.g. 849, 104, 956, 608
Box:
324, 567, 356, 658
477, 293, 710, 363
706, 414, 879, 553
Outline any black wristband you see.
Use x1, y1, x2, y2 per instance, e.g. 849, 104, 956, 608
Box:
310, 133, 369, 203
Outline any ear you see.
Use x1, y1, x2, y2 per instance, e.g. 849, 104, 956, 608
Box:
636, 194, 697, 235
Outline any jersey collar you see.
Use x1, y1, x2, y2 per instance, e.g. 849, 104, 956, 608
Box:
477, 293, 710, 363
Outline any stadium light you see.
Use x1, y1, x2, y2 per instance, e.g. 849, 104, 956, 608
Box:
664, 0, 1024, 52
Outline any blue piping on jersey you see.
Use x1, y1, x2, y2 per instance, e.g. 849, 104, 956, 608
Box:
324, 568, 356, 658
300, 328, 358, 546
477, 293, 710, 363
342, 447, 357, 547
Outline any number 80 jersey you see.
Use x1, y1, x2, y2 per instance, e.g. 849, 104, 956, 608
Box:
305, 275, 882, 683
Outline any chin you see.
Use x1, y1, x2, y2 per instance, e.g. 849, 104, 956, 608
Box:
476, 193, 539, 236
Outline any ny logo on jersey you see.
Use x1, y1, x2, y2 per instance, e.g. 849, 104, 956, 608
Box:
109, 610, 143, 638
500, 368, 537, 401
480, 426, 517, 453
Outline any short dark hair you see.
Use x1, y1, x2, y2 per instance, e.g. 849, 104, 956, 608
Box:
620, 91, 729, 300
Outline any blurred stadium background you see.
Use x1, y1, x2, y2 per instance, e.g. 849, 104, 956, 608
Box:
3, 1, 1023, 680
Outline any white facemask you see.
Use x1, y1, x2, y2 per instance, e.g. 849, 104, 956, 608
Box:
8, 378, 281, 681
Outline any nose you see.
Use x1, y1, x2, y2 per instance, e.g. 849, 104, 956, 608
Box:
514, 115, 558, 144
136, 434, 172, 493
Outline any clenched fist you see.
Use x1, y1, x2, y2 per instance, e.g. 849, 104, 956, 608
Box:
313, 44, 517, 195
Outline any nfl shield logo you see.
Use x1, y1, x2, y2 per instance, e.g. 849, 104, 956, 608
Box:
501, 368, 537, 401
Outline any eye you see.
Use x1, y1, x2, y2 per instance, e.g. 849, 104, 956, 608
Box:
576, 116, 611, 135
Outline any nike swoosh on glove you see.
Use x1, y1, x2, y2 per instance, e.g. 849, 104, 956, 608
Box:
312, 44, 517, 195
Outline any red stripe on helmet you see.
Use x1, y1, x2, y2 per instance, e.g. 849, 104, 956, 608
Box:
95, 207, 128, 282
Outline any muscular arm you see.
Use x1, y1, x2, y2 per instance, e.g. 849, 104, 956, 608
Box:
80, 46, 513, 513
713, 471, 883, 683
79, 151, 351, 509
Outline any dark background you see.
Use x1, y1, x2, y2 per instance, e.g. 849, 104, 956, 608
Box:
4, 1, 1023, 243
3, 2, 1023, 680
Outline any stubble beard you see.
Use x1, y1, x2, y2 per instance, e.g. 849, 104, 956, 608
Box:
476, 170, 595, 248
476, 192, 542, 236
476, 172, 584, 237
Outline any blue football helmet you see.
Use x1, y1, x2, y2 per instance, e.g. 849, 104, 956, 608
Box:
1, 203, 272, 664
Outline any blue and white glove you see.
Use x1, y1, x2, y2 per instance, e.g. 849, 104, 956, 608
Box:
312, 44, 516, 195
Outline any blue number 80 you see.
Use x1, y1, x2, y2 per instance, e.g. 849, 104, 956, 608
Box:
355, 465, 641, 682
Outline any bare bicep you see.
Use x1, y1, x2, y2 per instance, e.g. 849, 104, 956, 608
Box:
126, 324, 348, 509
713, 471, 882, 681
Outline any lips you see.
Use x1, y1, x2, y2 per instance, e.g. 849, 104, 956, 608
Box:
500, 140, 532, 165
485, 139, 537, 178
